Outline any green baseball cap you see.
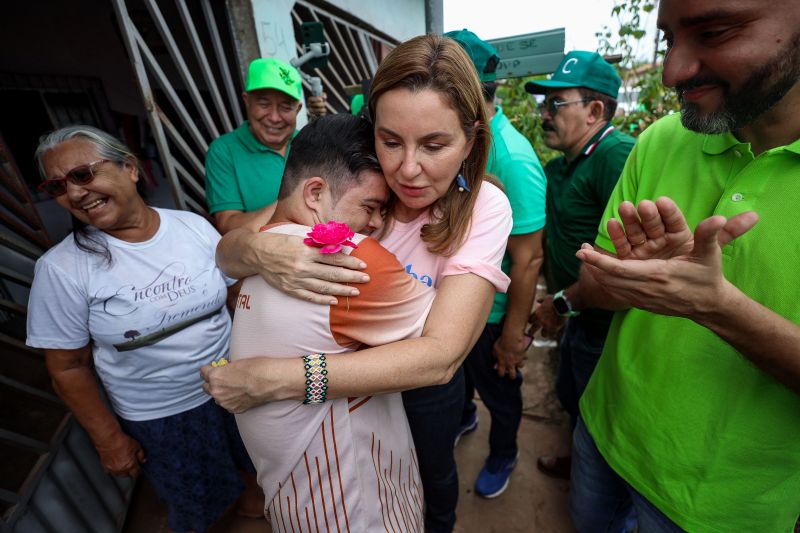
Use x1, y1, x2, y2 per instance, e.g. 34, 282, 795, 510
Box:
445, 29, 500, 83
245, 58, 302, 100
525, 51, 621, 98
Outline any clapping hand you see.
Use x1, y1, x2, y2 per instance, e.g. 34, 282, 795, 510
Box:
576, 196, 758, 319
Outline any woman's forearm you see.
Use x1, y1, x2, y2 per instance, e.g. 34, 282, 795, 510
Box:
227, 274, 495, 404
51, 366, 125, 446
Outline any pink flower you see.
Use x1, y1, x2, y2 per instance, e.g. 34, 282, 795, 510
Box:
304, 221, 357, 254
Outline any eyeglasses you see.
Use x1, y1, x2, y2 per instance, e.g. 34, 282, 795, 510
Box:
537, 97, 593, 116
38, 159, 110, 197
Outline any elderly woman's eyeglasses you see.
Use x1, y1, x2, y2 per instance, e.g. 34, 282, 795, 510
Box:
538, 98, 593, 116
38, 159, 110, 197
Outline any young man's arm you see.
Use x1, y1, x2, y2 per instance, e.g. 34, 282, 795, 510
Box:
214, 203, 276, 235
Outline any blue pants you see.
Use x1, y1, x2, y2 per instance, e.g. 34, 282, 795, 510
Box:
555, 317, 608, 426
462, 322, 522, 460
570, 417, 686, 533
119, 399, 255, 533
403, 367, 465, 533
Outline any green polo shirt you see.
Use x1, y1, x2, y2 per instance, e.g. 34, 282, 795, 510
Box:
486, 106, 547, 324
544, 124, 634, 331
204, 122, 297, 214
582, 113, 800, 532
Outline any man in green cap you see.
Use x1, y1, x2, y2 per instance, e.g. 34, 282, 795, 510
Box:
525, 51, 635, 480
447, 29, 547, 499
205, 57, 327, 234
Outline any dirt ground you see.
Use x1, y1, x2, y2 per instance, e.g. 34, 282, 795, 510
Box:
123, 344, 575, 533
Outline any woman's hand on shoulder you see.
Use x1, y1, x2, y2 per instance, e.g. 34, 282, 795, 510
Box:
219, 229, 372, 305
94, 431, 146, 477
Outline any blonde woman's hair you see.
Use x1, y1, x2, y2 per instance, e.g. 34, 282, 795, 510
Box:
368, 33, 492, 256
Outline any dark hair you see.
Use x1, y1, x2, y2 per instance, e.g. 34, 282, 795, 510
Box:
578, 88, 618, 121
482, 82, 497, 102
277, 114, 382, 201
35, 125, 147, 264
367, 34, 491, 256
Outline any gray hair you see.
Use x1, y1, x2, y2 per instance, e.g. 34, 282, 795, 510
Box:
34, 124, 143, 180
35, 125, 146, 264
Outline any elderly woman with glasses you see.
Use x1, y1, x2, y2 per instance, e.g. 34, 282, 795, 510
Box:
26, 125, 262, 533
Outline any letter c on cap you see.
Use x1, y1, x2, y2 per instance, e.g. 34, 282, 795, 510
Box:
562, 58, 578, 74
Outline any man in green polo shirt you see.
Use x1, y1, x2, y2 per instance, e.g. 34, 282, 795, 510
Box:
205, 57, 326, 234
447, 29, 547, 499
564, 0, 800, 530
525, 51, 635, 480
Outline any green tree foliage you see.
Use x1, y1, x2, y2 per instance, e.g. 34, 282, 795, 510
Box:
597, 0, 679, 136
496, 77, 561, 165
495, 0, 681, 164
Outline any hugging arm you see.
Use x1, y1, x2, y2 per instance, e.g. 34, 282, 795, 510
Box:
216, 225, 369, 304
203, 272, 495, 412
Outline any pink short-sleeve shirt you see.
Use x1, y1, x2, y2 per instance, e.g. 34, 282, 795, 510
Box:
380, 181, 513, 292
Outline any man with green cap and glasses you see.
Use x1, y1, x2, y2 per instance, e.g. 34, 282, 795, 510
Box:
526, 51, 635, 480
447, 29, 547, 499
205, 57, 326, 234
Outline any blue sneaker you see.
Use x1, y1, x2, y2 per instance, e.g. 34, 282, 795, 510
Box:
474, 453, 518, 498
454, 412, 478, 446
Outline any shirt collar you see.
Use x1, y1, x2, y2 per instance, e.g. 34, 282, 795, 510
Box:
490, 105, 506, 128
702, 130, 742, 155
702, 130, 800, 156
580, 123, 616, 157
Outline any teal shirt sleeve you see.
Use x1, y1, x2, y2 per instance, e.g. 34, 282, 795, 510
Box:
494, 151, 547, 235
204, 136, 243, 214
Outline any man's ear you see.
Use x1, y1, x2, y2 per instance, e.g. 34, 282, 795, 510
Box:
302, 176, 328, 213
241, 92, 249, 107
588, 100, 606, 124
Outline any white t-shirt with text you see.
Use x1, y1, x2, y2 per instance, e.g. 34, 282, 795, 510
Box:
26, 208, 234, 421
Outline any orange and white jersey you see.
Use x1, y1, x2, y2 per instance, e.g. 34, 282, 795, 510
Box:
231, 223, 434, 532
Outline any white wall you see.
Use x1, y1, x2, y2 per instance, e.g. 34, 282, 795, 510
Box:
249, 0, 427, 125
323, 0, 426, 41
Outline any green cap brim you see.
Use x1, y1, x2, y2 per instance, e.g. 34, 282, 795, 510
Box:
524, 80, 582, 94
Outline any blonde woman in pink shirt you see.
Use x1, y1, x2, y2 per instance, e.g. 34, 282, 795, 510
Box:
203, 34, 513, 532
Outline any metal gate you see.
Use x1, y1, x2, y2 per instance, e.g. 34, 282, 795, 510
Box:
112, 0, 396, 216
111, 0, 246, 216
291, 0, 397, 114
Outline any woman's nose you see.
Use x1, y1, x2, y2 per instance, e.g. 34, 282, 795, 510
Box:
400, 149, 421, 179
64, 180, 89, 201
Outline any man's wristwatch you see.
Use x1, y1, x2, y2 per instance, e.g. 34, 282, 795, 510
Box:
552, 289, 580, 317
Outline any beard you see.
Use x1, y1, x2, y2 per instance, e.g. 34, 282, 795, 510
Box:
677, 31, 800, 134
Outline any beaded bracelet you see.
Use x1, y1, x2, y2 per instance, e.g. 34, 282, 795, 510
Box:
303, 353, 328, 404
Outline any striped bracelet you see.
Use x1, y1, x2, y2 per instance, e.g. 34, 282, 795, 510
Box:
303, 353, 328, 404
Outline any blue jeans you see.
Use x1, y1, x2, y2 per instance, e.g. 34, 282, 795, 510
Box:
403, 367, 465, 533
462, 322, 522, 460
571, 417, 686, 533
556, 317, 608, 426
